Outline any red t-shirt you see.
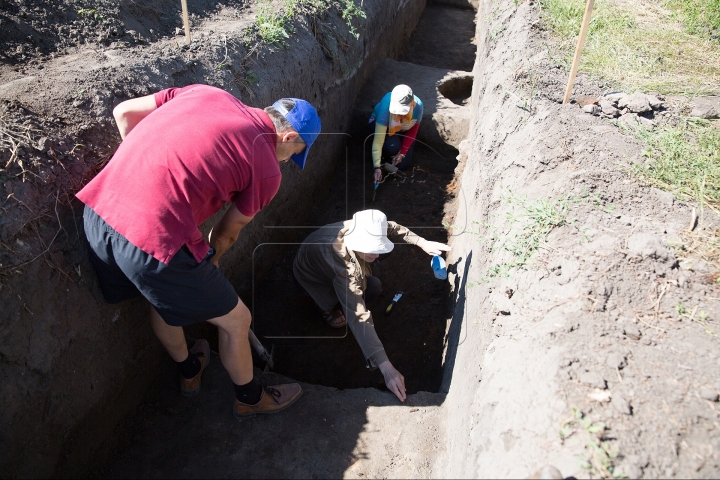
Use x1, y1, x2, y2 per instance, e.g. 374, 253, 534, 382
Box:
77, 84, 281, 264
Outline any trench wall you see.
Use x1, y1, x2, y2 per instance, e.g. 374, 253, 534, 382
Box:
0, 1, 425, 476
437, 0, 580, 476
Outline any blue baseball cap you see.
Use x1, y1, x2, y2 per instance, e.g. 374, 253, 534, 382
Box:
272, 98, 322, 169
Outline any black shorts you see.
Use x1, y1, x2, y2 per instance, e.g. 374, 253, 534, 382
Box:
83, 205, 239, 326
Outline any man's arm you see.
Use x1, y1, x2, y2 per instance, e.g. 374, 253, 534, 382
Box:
113, 94, 158, 140
208, 205, 253, 267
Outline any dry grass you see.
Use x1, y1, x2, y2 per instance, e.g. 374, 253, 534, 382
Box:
541, 0, 720, 95
0, 105, 38, 171
679, 227, 720, 272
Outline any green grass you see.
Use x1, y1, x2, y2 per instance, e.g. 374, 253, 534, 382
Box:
623, 118, 720, 212
252, 0, 366, 47
539, 0, 720, 94
665, 0, 720, 36
478, 191, 572, 281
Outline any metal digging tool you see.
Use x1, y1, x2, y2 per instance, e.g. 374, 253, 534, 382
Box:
248, 329, 274, 373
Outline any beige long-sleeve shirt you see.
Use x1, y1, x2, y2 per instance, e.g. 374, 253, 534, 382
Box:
293, 220, 422, 367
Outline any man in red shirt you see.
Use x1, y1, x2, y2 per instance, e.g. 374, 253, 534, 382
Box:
77, 84, 321, 419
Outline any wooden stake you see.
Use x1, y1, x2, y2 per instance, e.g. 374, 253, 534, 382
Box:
562, 0, 595, 104
181, 0, 191, 45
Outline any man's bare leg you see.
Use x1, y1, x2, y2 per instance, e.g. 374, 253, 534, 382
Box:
150, 307, 188, 362
206, 298, 253, 385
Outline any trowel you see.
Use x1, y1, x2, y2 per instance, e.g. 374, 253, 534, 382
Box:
372, 181, 379, 202
248, 329, 274, 372
385, 291, 404, 315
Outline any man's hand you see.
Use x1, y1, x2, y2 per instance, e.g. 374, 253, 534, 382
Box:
391, 153, 405, 166
373, 168, 382, 184
113, 94, 158, 140
417, 238, 452, 256
378, 360, 406, 402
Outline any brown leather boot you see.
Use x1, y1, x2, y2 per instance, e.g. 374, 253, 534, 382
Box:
233, 383, 303, 419
180, 339, 210, 397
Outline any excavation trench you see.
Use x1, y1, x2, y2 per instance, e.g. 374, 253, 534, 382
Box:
246, 3, 476, 393
95, 2, 477, 474
154, 2, 474, 403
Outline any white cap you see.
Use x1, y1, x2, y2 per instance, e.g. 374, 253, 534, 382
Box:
344, 210, 395, 254
389, 85, 414, 115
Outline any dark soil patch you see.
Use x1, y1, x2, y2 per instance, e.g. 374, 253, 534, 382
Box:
0, 0, 250, 66
400, 4, 476, 71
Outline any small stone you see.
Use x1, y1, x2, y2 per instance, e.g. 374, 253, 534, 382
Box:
619, 92, 652, 113
579, 371, 607, 389
699, 387, 719, 402
588, 389, 612, 403
599, 99, 619, 117
638, 116, 655, 129
607, 352, 627, 370
582, 104, 601, 115
623, 325, 642, 341
619, 112, 643, 130
646, 94, 663, 109
690, 96, 720, 119
604, 92, 627, 105
612, 394, 632, 415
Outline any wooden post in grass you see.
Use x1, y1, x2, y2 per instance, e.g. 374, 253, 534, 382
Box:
181, 0, 191, 45
562, 0, 595, 104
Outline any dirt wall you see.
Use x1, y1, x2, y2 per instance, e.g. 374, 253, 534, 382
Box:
436, 0, 720, 478
0, 0, 425, 476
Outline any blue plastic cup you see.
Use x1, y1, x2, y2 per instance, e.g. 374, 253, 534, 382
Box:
431, 255, 447, 280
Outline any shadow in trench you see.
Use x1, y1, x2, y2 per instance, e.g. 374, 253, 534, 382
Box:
440, 251, 472, 394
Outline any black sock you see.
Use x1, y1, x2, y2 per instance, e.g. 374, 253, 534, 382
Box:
234, 377, 263, 405
177, 353, 201, 379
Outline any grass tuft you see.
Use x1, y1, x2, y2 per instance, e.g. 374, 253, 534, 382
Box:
665, 0, 720, 36
539, 0, 720, 95
622, 118, 720, 213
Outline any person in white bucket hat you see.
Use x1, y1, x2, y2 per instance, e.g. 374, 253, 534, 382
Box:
293, 209, 450, 402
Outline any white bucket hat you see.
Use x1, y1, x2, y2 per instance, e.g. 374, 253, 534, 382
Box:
344, 209, 395, 254
389, 84, 414, 115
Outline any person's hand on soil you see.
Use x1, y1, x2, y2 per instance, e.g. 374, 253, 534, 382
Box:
417, 238, 452, 256
374, 168, 382, 183
391, 153, 405, 166
378, 360, 406, 402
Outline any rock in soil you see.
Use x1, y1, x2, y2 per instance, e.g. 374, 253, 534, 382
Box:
690, 96, 720, 119
699, 387, 720, 402
612, 394, 632, 415
579, 371, 607, 389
